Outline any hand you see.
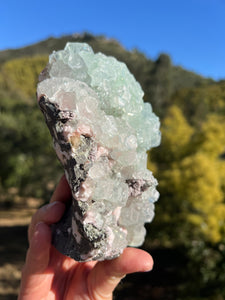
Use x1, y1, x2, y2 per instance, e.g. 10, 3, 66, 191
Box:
18, 175, 153, 300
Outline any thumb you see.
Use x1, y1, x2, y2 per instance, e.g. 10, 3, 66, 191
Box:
87, 248, 153, 300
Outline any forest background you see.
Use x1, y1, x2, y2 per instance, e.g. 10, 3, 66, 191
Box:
0, 34, 225, 299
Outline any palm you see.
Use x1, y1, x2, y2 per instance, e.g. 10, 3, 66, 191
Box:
32, 247, 97, 300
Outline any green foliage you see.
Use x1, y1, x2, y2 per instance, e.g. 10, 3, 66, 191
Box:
1, 55, 48, 98
0, 93, 62, 200
192, 114, 225, 158
171, 66, 214, 92
146, 53, 172, 115
162, 153, 224, 243
152, 106, 225, 243
153, 105, 194, 163
183, 240, 225, 298
172, 82, 225, 124
149, 103, 225, 298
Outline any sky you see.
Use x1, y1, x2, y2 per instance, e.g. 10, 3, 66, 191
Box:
0, 0, 224, 80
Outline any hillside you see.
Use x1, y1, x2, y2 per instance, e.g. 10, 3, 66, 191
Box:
0, 33, 214, 95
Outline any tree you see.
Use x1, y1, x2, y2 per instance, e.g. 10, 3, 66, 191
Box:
151, 106, 225, 241
1, 55, 48, 98
172, 82, 225, 125
147, 53, 172, 116
148, 106, 225, 297
151, 105, 194, 164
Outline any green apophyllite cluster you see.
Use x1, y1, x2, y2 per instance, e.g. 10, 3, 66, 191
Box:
37, 43, 161, 261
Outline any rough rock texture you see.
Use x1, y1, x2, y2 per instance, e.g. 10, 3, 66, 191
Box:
37, 43, 161, 261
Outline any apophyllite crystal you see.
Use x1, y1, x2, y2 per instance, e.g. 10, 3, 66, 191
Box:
37, 42, 161, 261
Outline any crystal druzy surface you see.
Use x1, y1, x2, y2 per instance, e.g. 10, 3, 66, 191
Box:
37, 43, 161, 261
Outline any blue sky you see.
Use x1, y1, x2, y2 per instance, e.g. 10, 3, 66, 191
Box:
0, 0, 224, 80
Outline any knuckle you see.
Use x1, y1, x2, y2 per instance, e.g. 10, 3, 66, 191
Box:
28, 205, 47, 242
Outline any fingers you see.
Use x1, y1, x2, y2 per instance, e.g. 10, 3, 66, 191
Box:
18, 223, 53, 300
28, 201, 65, 243
26, 222, 52, 273
88, 248, 153, 300
19, 175, 71, 300
50, 174, 72, 203
28, 175, 70, 242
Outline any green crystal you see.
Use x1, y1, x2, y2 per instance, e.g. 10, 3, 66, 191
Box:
37, 43, 161, 261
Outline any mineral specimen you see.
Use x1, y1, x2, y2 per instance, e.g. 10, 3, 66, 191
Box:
37, 42, 161, 261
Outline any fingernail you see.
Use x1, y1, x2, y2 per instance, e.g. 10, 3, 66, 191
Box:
47, 201, 60, 211
34, 221, 44, 233
33, 222, 44, 242
144, 262, 154, 272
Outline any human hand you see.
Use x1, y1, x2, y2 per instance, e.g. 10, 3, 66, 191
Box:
18, 175, 153, 300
